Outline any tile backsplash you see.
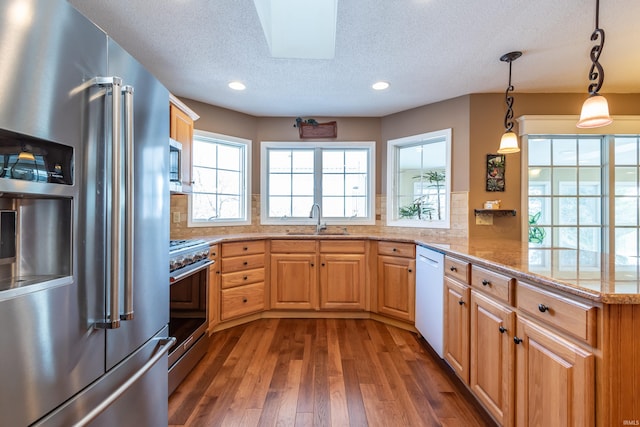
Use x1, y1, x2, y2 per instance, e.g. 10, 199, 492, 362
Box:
170, 192, 469, 239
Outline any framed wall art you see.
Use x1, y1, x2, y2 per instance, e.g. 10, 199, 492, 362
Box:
486, 154, 505, 192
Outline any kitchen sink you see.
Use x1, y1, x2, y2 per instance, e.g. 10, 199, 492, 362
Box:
285, 231, 349, 236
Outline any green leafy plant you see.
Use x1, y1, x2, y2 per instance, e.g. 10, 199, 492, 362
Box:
398, 170, 445, 220
398, 196, 435, 220
528, 211, 546, 244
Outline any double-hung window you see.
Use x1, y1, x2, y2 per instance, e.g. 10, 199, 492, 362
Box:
188, 130, 251, 226
260, 141, 375, 225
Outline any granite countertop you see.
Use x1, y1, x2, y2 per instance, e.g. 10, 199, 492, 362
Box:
195, 232, 640, 304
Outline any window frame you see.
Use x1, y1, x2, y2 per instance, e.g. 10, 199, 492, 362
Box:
386, 128, 452, 229
260, 140, 376, 226
187, 130, 252, 227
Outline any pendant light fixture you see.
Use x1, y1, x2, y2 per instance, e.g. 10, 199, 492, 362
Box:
577, 0, 612, 128
497, 51, 522, 154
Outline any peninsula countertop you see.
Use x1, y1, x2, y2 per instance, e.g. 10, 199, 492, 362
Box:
188, 232, 639, 304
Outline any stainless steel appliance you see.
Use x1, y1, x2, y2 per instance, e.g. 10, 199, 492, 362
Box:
169, 138, 183, 192
168, 239, 213, 394
0, 1, 173, 425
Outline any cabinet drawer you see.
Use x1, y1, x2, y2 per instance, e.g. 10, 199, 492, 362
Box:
221, 253, 265, 273
221, 268, 265, 289
271, 239, 316, 253
378, 241, 415, 258
471, 265, 514, 305
444, 256, 470, 283
320, 240, 366, 254
222, 240, 265, 257
517, 281, 596, 345
220, 282, 265, 320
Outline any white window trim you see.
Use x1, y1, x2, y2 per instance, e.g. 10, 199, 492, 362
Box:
386, 128, 452, 229
260, 140, 376, 226
188, 130, 252, 227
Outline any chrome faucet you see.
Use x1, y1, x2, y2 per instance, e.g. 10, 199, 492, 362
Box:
309, 203, 326, 233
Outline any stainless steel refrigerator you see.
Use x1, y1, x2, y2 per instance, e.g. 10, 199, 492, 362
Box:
0, 0, 172, 425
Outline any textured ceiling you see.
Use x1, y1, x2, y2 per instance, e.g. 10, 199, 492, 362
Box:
68, 0, 640, 118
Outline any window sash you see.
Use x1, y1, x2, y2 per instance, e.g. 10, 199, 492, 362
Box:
260, 141, 375, 225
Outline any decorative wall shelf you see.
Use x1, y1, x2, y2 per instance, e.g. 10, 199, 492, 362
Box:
298, 121, 337, 139
474, 209, 517, 217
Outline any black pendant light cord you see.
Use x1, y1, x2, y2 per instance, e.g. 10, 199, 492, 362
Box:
587, 0, 605, 95
500, 51, 521, 133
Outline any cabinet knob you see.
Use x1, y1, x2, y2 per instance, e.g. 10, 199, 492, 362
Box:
392, 248, 397, 252
458, 299, 465, 306
481, 279, 490, 286
242, 297, 248, 303
408, 268, 412, 273
216, 271, 220, 275
321, 263, 325, 267
449, 266, 457, 272
310, 263, 314, 267
538, 303, 549, 313
499, 326, 507, 334
513, 336, 523, 344
243, 261, 248, 266
243, 247, 248, 251
243, 276, 248, 280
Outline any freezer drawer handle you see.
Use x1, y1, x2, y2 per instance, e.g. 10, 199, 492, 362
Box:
71, 337, 176, 427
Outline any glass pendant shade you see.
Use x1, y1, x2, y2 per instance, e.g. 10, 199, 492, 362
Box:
497, 131, 520, 154
577, 94, 612, 128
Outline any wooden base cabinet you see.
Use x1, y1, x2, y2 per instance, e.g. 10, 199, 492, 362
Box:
470, 290, 515, 426
270, 253, 318, 310
444, 276, 470, 383
514, 317, 595, 427
319, 253, 366, 310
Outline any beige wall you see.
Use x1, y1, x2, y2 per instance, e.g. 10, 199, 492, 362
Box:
174, 93, 640, 242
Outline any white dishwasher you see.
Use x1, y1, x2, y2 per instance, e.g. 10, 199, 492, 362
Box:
415, 245, 445, 358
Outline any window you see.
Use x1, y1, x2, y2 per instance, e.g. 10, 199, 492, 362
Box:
386, 129, 451, 228
188, 130, 251, 226
260, 141, 375, 225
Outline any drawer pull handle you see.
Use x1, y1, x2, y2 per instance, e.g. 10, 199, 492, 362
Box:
243, 276, 248, 280
513, 336, 523, 344
481, 279, 490, 286
499, 326, 507, 334
243, 261, 248, 266
538, 303, 549, 313
450, 266, 457, 272
242, 297, 248, 303
458, 299, 465, 306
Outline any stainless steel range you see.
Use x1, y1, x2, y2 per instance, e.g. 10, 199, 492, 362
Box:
168, 239, 213, 394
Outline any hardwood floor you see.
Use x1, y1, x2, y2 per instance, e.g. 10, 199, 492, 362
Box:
168, 318, 495, 427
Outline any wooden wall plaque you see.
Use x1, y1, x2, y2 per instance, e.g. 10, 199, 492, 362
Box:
298, 121, 337, 139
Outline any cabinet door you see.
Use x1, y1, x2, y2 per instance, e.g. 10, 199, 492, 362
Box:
319, 254, 366, 310
270, 253, 317, 310
515, 317, 595, 427
169, 103, 193, 186
377, 255, 415, 321
470, 290, 515, 426
444, 276, 470, 383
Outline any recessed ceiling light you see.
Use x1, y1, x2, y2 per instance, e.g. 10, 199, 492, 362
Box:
228, 81, 246, 91
372, 81, 389, 91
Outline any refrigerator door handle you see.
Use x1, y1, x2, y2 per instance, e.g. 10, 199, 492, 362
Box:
94, 76, 123, 330
71, 337, 176, 427
121, 85, 135, 321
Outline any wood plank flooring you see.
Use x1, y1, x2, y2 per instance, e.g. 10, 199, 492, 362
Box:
168, 318, 495, 427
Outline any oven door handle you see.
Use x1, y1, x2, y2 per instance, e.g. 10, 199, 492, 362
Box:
170, 259, 214, 283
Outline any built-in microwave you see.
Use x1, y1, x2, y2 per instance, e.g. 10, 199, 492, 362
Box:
169, 138, 182, 192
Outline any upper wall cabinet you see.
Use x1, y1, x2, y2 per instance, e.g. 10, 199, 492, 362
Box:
169, 94, 199, 190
